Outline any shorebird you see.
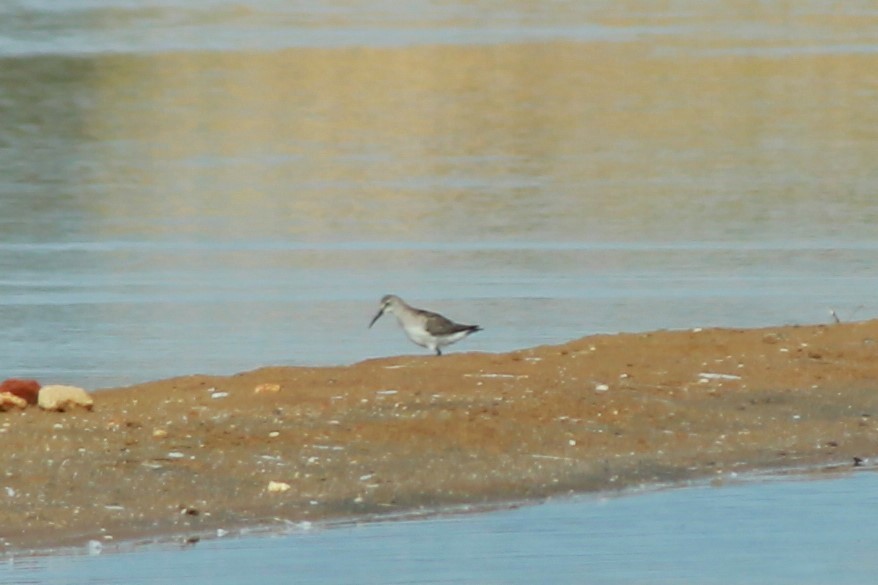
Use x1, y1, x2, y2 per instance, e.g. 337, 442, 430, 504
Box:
368, 294, 482, 356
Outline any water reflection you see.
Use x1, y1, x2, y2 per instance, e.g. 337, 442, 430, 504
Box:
3, 38, 877, 245
0, 1, 877, 387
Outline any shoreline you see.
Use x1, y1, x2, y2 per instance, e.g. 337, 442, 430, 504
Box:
3, 319, 878, 555
13, 459, 874, 560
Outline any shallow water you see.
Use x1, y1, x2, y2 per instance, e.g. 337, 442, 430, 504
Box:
6, 470, 878, 585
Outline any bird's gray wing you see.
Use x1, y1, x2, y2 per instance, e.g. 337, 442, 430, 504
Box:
421, 310, 478, 336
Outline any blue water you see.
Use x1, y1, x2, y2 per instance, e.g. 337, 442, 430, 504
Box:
6, 470, 877, 585
4, 236, 875, 388
2, 1, 877, 389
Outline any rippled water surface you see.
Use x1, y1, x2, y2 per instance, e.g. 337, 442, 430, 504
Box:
7, 471, 878, 585
3, 0, 877, 388
1, 1, 877, 581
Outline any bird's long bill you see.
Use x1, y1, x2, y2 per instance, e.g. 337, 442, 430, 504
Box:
368, 308, 385, 328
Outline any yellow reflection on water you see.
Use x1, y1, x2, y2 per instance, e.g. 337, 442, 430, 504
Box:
82, 4, 878, 242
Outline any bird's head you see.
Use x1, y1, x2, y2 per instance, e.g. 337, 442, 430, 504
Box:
368, 294, 400, 328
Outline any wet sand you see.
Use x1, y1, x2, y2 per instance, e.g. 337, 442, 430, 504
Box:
3, 319, 878, 553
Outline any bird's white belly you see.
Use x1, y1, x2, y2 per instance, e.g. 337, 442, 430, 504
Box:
403, 325, 435, 348
435, 330, 469, 347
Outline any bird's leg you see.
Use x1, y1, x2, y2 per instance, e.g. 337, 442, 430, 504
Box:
435, 347, 442, 356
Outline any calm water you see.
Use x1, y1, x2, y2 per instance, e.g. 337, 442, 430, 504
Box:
1, 2, 878, 582
2, 0, 877, 389
6, 470, 878, 585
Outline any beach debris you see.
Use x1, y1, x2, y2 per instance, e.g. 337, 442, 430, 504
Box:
179, 505, 200, 516
830, 305, 864, 324
0, 378, 41, 404
594, 383, 610, 393
38, 385, 94, 412
0, 392, 28, 411
267, 480, 292, 493
153, 428, 168, 439
698, 373, 742, 382
209, 388, 229, 399
254, 383, 281, 394
531, 454, 575, 462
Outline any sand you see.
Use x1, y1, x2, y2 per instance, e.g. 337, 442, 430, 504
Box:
2, 319, 878, 553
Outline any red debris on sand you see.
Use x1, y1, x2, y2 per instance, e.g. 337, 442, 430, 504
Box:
0, 379, 41, 405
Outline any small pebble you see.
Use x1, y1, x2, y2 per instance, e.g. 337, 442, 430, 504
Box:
254, 383, 281, 394
267, 481, 292, 493
38, 385, 94, 412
